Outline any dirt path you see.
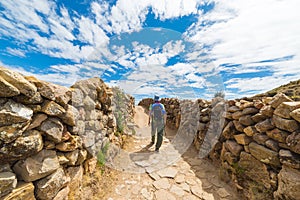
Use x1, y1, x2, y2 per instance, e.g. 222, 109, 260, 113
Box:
102, 106, 238, 200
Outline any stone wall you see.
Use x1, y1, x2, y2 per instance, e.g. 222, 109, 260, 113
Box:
0, 66, 130, 200
194, 93, 300, 199
111, 87, 135, 136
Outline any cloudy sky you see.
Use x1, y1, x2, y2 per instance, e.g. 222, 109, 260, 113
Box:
0, 0, 299, 102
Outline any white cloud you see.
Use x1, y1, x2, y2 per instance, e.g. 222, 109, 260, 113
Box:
6, 47, 26, 57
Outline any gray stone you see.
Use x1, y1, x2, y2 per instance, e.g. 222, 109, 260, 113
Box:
153, 178, 170, 190
170, 184, 185, 197
272, 115, 299, 132
70, 88, 84, 107
40, 117, 63, 143
249, 142, 280, 167
83, 96, 96, 110
274, 165, 300, 199
80, 130, 95, 148
155, 189, 176, 200
157, 167, 178, 178
13, 150, 60, 182
35, 167, 70, 200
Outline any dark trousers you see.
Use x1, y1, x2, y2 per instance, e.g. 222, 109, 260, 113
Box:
151, 120, 164, 150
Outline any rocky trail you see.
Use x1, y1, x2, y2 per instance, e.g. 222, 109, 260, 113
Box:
101, 106, 238, 200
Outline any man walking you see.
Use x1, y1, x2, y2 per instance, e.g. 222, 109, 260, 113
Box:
148, 95, 167, 152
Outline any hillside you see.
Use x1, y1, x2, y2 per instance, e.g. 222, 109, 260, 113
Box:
261, 79, 300, 100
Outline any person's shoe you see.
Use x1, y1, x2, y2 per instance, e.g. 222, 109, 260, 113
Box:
155, 148, 159, 153
149, 141, 155, 146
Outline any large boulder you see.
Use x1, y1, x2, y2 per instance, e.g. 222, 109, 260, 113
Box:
35, 167, 70, 200
0, 66, 37, 97
0, 130, 43, 163
249, 142, 280, 167
274, 165, 300, 199
13, 150, 60, 182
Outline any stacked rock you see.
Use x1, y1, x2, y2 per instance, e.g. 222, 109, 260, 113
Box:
195, 93, 300, 199
0, 67, 131, 200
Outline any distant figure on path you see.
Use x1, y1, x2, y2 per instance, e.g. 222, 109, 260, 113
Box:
148, 95, 167, 152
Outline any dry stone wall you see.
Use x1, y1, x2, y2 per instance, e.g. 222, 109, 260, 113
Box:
0, 66, 131, 200
194, 93, 300, 200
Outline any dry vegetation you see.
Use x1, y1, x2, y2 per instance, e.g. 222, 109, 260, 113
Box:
261, 79, 300, 100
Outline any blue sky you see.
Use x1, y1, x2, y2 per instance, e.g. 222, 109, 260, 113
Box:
0, 0, 300, 102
